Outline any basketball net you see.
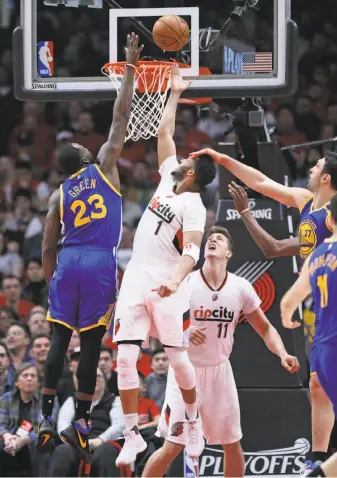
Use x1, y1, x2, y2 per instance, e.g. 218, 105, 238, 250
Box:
102, 62, 173, 142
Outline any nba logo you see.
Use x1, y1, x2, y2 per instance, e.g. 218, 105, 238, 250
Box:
37, 41, 54, 77
184, 450, 199, 477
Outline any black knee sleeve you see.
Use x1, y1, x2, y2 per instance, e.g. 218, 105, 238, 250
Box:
43, 323, 73, 389
76, 326, 106, 396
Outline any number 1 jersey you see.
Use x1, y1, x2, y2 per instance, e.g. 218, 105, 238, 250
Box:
132, 156, 206, 263
60, 163, 122, 250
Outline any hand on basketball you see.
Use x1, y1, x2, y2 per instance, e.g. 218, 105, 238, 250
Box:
189, 326, 206, 346
125, 32, 144, 66
153, 280, 179, 298
171, 63, 192, 93
189, 148, 221, 163
228, 181, 250, 215
280, 353, 300, 374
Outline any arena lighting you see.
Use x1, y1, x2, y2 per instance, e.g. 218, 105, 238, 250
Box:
43, 0, 103, 7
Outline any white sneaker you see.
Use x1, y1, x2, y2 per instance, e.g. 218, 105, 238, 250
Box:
185, 417, 204, 458
115, 427, 147, 467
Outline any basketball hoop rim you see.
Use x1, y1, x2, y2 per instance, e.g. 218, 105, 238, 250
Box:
103, 60, 212, 105
103, 60, 174, 75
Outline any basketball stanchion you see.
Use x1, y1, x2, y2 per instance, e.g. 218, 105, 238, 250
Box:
281, 137, 337, 151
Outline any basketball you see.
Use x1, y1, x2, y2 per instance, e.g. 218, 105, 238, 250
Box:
152, 15, 190, 52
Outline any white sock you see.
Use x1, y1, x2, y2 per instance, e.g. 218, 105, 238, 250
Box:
124, 413, 138, 430
185, 402, 198, 420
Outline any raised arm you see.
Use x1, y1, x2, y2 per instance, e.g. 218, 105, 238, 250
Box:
42, 189, 61, 285
280, 257, 311, 329
97, 33, 144, 189
229, 182, 300, 258
190, 148, 311, 209
157, 64, 191, 167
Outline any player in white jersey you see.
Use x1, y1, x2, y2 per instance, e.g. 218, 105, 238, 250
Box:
113, 64, 216, 466
143, 226, 300, 478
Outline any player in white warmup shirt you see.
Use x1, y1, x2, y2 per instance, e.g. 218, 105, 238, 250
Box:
143, 226, 300, 478
113, 65, 216, 466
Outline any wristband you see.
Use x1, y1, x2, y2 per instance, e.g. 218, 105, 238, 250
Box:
182, 243, 200, 265
240, 208, 250, 215
126, 63, 136, 70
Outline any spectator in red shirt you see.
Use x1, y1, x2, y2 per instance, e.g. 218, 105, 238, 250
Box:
138, 373, 160, 430
0, 275, 34, 322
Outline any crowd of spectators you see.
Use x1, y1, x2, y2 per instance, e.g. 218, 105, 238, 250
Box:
1, 0, 337, 475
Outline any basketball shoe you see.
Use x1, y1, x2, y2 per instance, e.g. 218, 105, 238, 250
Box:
185, 416, 205, 458
60, 420, 92, 464
115, 426, 147, 467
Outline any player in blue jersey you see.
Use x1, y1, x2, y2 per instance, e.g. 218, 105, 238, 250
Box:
281, 193, 337, 478
36, 33, 143, 463
190, 147, 337, 473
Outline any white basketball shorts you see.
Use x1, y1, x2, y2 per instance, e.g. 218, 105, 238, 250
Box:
158, 362, 242, 445
113, 257, 190, 347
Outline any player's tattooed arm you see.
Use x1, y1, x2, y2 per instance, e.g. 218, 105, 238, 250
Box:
247, 307, 300, 373
280, 257, 311, 329
42, 189, 61, 285
189, 148, 311, 209
97, 33, 144, 190
229, 181, 300, 258
157, 64, 192, 167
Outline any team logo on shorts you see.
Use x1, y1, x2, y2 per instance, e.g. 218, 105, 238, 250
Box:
299, 220, 317, 259
114, 318, 121, 336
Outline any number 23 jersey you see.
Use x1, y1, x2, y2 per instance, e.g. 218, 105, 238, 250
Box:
187, 270, 262, 367
132, 156, 206, 263
60, 163, 122, 250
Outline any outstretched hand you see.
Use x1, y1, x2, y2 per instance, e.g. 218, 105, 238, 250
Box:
125, 32, 144, 66
189, 148, 221, 163
228, 181, 249, 214
171, 64, 192, 94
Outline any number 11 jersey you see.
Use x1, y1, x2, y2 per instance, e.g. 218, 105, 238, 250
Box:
188, 270, 262, 367
132, 156, 206, 263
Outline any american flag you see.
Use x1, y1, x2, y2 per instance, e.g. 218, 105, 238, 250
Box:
242, 52, 273, 73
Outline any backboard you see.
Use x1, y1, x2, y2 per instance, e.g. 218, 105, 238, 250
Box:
13, 0, 298, 101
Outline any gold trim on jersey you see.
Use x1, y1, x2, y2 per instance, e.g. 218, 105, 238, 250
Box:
79, 303, 115, 332
310, 200, 331, 213
59, 185, 64, 222
299, 195, 313, 213
325, 209, 334, 233
46, 310, 75, 331
69, 167, 87, 179
94, 164, 122, 197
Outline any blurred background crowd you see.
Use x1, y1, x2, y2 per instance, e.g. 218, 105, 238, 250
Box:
0, 0, 337, 475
